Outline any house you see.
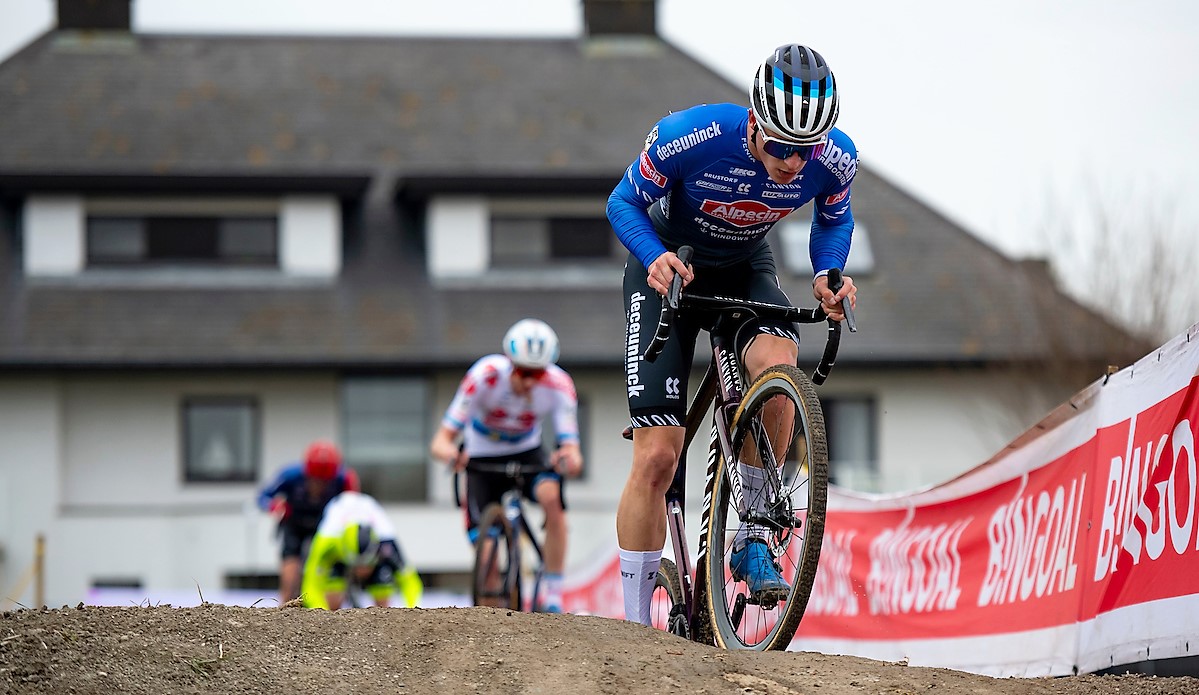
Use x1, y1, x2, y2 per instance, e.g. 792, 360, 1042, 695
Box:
0, 0, 1141, 606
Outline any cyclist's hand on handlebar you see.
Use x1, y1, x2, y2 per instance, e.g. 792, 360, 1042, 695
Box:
430, 428, 469, 471
646, 251, 694, 297
550, 443, 584, 479
268, 497, 290, 520
813, 272, 857, 323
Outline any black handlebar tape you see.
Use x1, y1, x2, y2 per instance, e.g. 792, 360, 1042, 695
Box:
826, 267, 857, 333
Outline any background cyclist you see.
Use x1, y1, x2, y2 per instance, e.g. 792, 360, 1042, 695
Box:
301, 490, 423, 610
257, 439, 359, 604
606, 44, 858, 625
428, 318, 583, 613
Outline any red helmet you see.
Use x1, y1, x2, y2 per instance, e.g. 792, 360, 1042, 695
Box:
303, 440, 342, 480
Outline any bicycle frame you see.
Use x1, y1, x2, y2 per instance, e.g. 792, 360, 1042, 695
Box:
660, 323, 748, 637
501, 488, 546, 608
457, 463, 549, 612
645, 244, 852, 642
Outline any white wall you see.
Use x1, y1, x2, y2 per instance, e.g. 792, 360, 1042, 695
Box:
23, 195, 84, 276
0, 379, 62, 608
280, 195, 341, 277
426, 196, 488, 278
822, 368, 1068, 492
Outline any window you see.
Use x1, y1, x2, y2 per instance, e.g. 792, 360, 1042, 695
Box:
549, 218, 617, 259
776, 219, 875, 277
87, 215, 277, 266
183, 397, 259, 482
491, 216, 617, 266
342, 377, 429, 502
820, 396, 879, 491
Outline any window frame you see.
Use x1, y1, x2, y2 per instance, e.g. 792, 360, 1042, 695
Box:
340, 375, 432, 503
181, 395, 260, 484
819, 394, 879, 491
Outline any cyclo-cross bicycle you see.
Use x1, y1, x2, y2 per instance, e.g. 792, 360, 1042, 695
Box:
639, 245, 855, 650
454, 460, 549, 612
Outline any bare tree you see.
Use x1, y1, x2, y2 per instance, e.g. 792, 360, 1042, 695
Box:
1038, 180, 1198, 344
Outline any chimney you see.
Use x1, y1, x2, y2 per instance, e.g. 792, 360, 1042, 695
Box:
57, 0, 132, 31
583, 0, 656, 37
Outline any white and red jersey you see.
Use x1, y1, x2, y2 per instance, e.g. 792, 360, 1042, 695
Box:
442, 354, 579, 458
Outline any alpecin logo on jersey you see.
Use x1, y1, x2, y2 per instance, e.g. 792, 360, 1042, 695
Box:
638, 151, 667, 188
699, 199, 795, 228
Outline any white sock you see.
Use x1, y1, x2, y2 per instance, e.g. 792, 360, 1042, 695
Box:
619, 548, 662, 625
541, 573, 563, 611
733, 462, 769, 552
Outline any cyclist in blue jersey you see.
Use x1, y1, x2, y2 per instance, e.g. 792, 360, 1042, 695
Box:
257, 439, 359, 604
608, 44, 858, 625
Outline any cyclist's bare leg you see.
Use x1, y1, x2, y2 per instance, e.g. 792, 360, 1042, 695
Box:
279, 556, 302, 603
742, 333, 799, 464
475, 535, 505, 607
736, 334, 799, 552
617, 425, 684, 623
618, 426, 684, 549
533, 478, 567, 575
534, 478, 568, 611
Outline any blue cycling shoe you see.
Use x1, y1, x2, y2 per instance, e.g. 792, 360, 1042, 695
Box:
729, 539, 789, 600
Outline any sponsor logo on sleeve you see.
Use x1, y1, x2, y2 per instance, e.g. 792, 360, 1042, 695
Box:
825, 189, 849, 205
643, 125, 659, 151
816, 141, 858, 186
638, 151, 668, 188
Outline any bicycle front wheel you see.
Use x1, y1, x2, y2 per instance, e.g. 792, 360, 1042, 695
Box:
705, 364, 828, 650
472, 503, 522, 611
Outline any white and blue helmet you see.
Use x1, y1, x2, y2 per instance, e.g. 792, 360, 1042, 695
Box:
751, 44, 840, 145
502, 319, 560, 369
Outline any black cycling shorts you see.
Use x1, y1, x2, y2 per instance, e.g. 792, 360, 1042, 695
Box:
622, 244, 798, 429
278, 523, 316, 560
463, 447, 565, 539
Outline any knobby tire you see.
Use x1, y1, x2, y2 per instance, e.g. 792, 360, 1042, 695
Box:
472, 503, 522, 611
705, 364, 829, 650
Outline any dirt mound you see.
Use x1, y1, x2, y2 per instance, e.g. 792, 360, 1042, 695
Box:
0, 604, 1194, 694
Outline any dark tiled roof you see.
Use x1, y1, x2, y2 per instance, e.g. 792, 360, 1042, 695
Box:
0, 30, 1144, 370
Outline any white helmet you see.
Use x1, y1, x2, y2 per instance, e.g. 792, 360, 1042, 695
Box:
750, 44, 840, 145
502, 319, 560, 369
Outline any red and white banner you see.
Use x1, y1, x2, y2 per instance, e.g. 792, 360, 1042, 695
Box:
564, 322, 1199, 677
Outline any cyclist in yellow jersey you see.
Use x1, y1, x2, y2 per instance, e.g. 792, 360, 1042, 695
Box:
301, 491, 423, 610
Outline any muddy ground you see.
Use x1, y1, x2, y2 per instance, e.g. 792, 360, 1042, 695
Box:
1, 604, 1195, 694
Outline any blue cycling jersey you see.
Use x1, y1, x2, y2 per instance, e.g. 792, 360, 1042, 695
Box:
607, 102, 857, 273
257, 463, 353, 533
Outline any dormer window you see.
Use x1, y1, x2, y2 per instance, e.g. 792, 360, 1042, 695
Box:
491, 215, 620, 266
22, 194, 342, 279
425, 194, 621, 287
88, 215, 278, 267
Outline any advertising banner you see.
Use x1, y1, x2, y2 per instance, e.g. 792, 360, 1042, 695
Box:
565, 322, 1199, 677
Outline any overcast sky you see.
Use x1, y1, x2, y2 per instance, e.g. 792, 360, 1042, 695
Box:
2, 0, 1197, 262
